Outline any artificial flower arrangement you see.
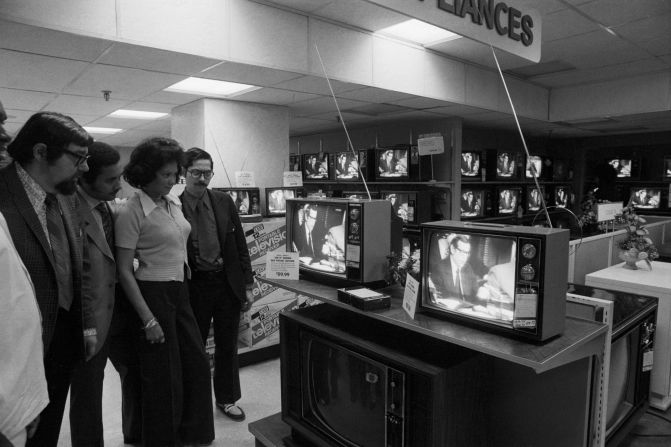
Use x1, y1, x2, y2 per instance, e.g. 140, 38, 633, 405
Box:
387, 246, 421, 287
617, 203, 659, 269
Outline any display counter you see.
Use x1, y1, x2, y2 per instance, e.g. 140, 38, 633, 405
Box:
252, 277, 608, 447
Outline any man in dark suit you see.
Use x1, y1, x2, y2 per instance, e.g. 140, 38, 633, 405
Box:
378, 150, 397, 176
180, 147, 254, 422
0, 100, 12, 169
0, 112, 93, 447
293, 204, 325, 262
428, 234, 481, 307
69, 142, 133, 446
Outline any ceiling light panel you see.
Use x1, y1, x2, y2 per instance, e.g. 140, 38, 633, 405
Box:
376, 19, 460, 46
84, 126, 122, 135
164, 77, 260, 97
110, 109, 168, 119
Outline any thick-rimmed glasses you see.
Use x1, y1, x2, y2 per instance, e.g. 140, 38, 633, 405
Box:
62, 147, 90, 167
187, 169, 214, 179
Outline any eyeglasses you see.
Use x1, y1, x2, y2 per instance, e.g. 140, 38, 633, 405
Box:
187, 169, 214, 179
62, 147, 90, 167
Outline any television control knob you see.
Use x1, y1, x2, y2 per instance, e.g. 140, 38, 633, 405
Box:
520, 264, 536, 281
521, 243, 537, 259
390, 403, 396, 410
390, 381, 396, 388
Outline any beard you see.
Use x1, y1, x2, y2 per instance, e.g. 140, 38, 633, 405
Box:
55, 177, 79, 195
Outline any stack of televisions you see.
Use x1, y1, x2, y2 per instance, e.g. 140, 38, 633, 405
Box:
460, 149, 575, 220
607, 156, 671, 212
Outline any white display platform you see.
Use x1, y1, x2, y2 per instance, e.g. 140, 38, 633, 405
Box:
586, 261, 671, 410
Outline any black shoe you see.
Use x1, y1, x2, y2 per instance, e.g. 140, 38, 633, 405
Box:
216, 402, 246, 421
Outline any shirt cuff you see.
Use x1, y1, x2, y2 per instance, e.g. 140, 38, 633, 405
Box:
83, 328, 97, 337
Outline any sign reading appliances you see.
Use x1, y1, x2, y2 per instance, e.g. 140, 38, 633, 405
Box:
362, 0, 541, 62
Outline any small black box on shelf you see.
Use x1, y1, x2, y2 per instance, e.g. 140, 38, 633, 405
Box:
337, 286, 391, 311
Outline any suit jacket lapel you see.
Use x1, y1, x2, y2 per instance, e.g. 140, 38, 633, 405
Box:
4, 166, 54, 265
58, 194, 83, 295
76, 191, 114, 260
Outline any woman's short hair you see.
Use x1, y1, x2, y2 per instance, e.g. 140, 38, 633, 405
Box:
7, 112, 92, 164
123, 137, 185, 188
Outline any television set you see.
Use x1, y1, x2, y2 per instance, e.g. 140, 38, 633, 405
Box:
302, 153, 330, 181
461, 151, 482, 179
664, 157, 671, 179
460, 188, 489, 220
380, 190, 431, 226
289, 154, 301, 172
286, 198, 391, 286
331, 151, 360, 181
281, 304, 488, 447
553, 158, 571, 181
526, 186, 545, 213
496, 186, 521, 215
213, 187, 262, 221
608, 158, 633, 178
525, 155, 543, 179
375, 147, 409, 181
489, 150, 520, 180
265, 187, 303, 217
630, 187, 661, 209
341, 191, 379, 200
554, 185, 572, 209
420, 220, 569, 341
566, 283, 657, 447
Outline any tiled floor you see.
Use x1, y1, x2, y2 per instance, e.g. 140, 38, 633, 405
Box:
56, 356, 671, 447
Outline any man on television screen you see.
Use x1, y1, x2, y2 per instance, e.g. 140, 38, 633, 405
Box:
555, 188, 568, 208
497, 153, 515, 177
461, 153, 479, 176
460, 191, 481, 217
428, 234, 481, 308
293, 204, 323, 261
528, 188, 542, 211
632, 189, 658, 208
304, 155, 320, 178
268, 189, 287, 212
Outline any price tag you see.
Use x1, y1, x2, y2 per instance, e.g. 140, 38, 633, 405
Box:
235, 171, 256, 187
283, 171, 303, 187
417, 136, 444, 155
402, 274, 420, 318
265, 252, 299, 280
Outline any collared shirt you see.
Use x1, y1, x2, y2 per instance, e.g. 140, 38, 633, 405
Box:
15, 162, 48, 242
0, 212, 49, 443
115, 190, 191, 282
181, 189, 223, 272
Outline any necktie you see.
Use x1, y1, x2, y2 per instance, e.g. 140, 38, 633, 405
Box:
95, 202, 114, 251
195, 201, 221, 265
45, 194, 73, 310
455, 269, 463, 300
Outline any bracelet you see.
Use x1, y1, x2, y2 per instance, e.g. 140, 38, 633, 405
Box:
142, 317, 158, 330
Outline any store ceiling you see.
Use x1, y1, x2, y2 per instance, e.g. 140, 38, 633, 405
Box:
0, 0, 670, 146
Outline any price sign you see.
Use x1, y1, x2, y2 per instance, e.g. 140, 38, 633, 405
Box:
283, 171, 303, 187
402, 274, 420, 318
265, 252, 299, 280
417, 136, 444, 155
235, 171, 256, 187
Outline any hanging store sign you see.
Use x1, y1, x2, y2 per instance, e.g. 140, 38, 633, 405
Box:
362, 0, 542, 62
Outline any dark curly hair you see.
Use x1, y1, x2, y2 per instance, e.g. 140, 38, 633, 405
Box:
123, 137, 185, 188
81, 141, 120, 184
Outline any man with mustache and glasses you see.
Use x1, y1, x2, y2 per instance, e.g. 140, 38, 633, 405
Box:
0, 111, 93, 447
179, 147, 254, 423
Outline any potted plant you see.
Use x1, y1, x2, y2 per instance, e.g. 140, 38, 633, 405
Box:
617, 204, 659, 270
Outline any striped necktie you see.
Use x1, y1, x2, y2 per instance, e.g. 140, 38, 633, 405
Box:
46, 194, 73, 310
95, 201, 114, 251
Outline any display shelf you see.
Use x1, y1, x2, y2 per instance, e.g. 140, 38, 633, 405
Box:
302, 180, 454, 186
260, 277, 607, 374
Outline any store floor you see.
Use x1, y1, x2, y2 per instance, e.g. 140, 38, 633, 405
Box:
55, 355, 671, 446
57, 357, 282, 447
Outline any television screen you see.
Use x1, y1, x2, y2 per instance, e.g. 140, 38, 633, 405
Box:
342, 191, 379, 200
526, 186, 544, 212
333, 151, 360, 180
496, 151, 518, 179
377, 148, 409, 179
631, 187, 661, 209
461, 151, 481, 177
266, 187, 301, 217
460, 189, 485, 218
664, 157, 671, 178
214, 188, 261, 216
525, 155, 543, 179
608, 159, 632, 178
401, 231, 422, 279
303, 153, 330, 180
497, 188, 520, 215
382, 191, 417, 224
289, 154, 301, 172
554, 186, 571, 208
290, 201, 348, 277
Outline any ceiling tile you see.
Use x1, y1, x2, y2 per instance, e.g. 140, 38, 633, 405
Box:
337, 87, 415, 103
532, 58, 668, 88
577, 0, 671, 27
121, 102, 176, 113
314, 0, 407, 32
0, 88, 57, 111
201, 62, 303, 87
264, 0, 332, 14
63, 64, 185, 99
4, 109, 34, 124
0, 20, 112, 62
45, 94, 128, 116
426, 104, 489, 116
0, 49, 89, 92
542, 8, 600, 42
389, 96, 451, 109
228, 88, 320, 105
272, 75, 362, 96
98, 42, 220, 75
291, 96, 369, 116
139, 90, 205, 105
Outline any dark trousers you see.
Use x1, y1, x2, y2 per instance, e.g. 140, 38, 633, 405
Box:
137, 280, 214, 447
27, 308, 82, 447
108, 291, 143, 443
69, 337, 109, 447
189, 274, 242, 404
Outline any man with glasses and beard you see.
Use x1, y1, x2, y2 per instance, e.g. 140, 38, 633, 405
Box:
0, 112, 93, 447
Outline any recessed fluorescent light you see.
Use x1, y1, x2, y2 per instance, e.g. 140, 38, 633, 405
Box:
376, 19, 461, 46
164, 77, 260, 97
84, 127, 122, 135
110, 109, 168, 119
